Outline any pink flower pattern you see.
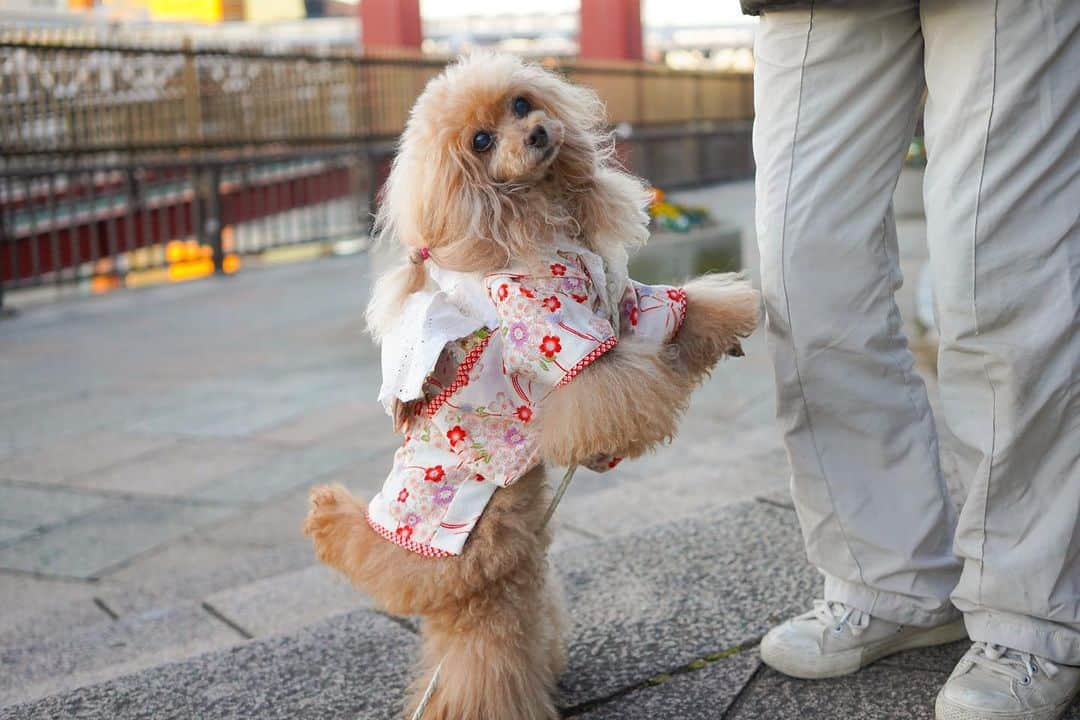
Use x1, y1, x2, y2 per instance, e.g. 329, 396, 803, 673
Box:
369, 249, 688, 556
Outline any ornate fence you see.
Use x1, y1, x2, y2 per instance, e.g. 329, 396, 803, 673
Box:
0, 30, 754, 304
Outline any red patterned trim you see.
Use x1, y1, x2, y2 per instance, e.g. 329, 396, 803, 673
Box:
365, 512, 455, 558
557, 320, 599, 343
555, 335, 617, 389
422, 334, 493, 419
673, 290, 688, 336
438, 519, 471, 529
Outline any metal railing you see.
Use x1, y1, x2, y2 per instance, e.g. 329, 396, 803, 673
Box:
0, 151, 371, 302
0, 30, 754, 305
0, 29, 752, 159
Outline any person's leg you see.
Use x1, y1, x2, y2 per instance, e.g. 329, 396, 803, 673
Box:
919, 0, 1080, 663
920, 0, 1080, 716
755, 1, 961, 629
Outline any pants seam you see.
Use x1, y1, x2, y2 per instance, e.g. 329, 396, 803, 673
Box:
874, 214, 954, 527
776, 2, 870, 593
971, 0, 1001, 610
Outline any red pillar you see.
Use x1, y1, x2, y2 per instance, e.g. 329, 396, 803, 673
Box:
579, 0, 643, 61
360, 0, 422, 52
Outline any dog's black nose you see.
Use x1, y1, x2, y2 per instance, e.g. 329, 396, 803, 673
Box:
526, 125, 548, 149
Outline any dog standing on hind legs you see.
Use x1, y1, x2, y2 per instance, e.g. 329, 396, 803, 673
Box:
304, 51, 760, 720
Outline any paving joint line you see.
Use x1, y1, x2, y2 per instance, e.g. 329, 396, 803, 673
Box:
753, 496, 795, 512
0, 566, 100, 584
373, 609, 419, 635
556, 521, 603, 541
560, 637, 763, 717
718, 658, 766, 719
875, 660, 955, 676
0, 477, 236, 508
92, 596, 119, 621
201, 601, 255, 640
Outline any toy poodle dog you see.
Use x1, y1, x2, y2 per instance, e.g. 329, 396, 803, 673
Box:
304, 52, 760, 720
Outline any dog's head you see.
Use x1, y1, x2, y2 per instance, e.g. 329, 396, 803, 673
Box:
374, 52, 611, 272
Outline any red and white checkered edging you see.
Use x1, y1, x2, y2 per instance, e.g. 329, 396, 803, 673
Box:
555, 336, 618, 389
365, 512, 454, 559
421, 334, 492, 419
673, 290, 688, 336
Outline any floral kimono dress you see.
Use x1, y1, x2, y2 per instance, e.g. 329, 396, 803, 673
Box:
368, 239, 687, 557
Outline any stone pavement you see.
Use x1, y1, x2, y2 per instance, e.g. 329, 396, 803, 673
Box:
6, 500, 1078, 720
2, 179, 1073, 718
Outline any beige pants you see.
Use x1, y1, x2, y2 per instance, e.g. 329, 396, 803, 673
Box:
754, 0, 1079, 663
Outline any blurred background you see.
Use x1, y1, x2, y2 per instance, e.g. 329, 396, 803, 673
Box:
0, 2, 933, 713
0, 0, 758, 307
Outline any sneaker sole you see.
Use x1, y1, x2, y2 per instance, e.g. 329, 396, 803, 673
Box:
761, 618, 968, 680
935, 691, 1080, 720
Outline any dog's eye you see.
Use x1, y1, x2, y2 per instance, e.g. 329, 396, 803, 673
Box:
472, 130, 493, 153
511, 97, 531, 118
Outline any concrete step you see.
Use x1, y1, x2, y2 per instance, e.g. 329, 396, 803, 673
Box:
201, 564, 372, 640
0, 563, 370, 708
0, 407, 789, 710
13, 498, 1072, 720
1, 499, 823, 719
0, 600, 245, 708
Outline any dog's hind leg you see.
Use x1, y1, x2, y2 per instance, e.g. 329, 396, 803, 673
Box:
407, 573, 559, 720
542, 564, 568, 680
403, 467, 560, 720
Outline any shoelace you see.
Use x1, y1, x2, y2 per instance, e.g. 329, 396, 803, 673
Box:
967, 642, 1060, 685
810, 600, 871, 637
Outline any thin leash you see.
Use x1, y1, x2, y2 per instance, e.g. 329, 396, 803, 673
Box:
410, 464, 579, 720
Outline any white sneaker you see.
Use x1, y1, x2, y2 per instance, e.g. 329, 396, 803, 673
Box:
760, 600, 968, 680
935, 642, 1080, 720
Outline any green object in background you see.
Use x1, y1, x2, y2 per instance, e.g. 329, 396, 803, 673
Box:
629, 224, 743, 286
650, 198, 711, 234
905, 136, 927, 168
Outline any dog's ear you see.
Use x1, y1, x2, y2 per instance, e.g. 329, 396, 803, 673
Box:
365, 258, 427, 344
517, 64, 652, 259
576, 166, 651, 260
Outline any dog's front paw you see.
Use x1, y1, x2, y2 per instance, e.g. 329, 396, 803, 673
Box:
675, 275, 760, 381
303, 484, 363, 567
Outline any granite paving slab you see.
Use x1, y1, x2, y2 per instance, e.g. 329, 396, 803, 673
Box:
555, 441, 789, 540
0, 482, 110, 530
557, 501, 819, 706
573, 648, 760, 719
725, 664, 1080, 720
167, 394, 327, 439
194, 486, 313, 548
0, 394, 136, 459
0, 610, 417, 720
122, 373, 361, 439
189, 445, 373, 505
2, 500, 816, 719
0, 498, 235, 579
0, 522, 31, 546
0, 601, 245, 707
73, 437, 279, 497
877, 639, 971, 674
96, 537, 316, 617
0, 574, 116, 649
254, 400, 385, 448
203, 564, 370, 639
0, 430, 175, 486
